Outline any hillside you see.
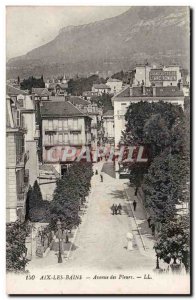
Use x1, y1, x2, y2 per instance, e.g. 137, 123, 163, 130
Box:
7, 6, 190, 78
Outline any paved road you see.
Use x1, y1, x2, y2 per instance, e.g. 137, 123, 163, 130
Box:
64, 162, 155, 271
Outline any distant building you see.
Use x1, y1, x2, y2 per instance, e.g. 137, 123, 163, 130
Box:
32, 88, 50, 101
82, 91, 98, 100
112, 85, 185, 148
102, 110, 115, 144
106, 78, 123, 94
92, 84, 111, 95
132, 63, 182, 87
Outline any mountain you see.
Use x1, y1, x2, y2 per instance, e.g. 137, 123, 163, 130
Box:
7, 6, 190, 78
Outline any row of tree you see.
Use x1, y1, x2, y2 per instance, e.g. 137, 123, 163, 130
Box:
122, 100, 190, 271
6, 162, 93, 272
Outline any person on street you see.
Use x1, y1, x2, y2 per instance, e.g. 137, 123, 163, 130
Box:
114, 204, 118, 215
95, 169, 98, 175
147, 217, 152, 228
117, 204, 122, 215
100, 174, 103, 182
133, 199, 137, 211
111, 204, 115, 215
151, 223, 155, 235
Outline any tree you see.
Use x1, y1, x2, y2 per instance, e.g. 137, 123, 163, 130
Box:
6, 221, 30, 272
27, 180, 50, 222
20, 76, 45, 92
91, 93, 113, 112
143, 150, 186, 223
50, 162, 93, 230
154, 216, 190, 272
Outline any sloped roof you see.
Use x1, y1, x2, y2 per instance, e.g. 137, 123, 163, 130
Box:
69, 96, 90, 106
56, 83, 68, 89
6, 84, 28, 96
107, 78, 121, 83
32, 88, 50, 96
93, 84, 110, 90
103, 110, 114, 116
115, 85, 184, 98
40, 101, 89, 118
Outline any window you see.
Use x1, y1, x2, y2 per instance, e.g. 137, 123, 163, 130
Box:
121, 103, 127, 106
48, 120, 53, 130
58, 133, 63, 144
59, 120, 63, 130
64, 133, 68, 143
16, 111, 20, 127
73, 133, 78, 144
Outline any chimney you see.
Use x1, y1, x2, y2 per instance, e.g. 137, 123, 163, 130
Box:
130, 87, 133, 96
153, 86, 156, 97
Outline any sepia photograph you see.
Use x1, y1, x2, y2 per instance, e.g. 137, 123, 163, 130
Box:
6, 5, 191, 295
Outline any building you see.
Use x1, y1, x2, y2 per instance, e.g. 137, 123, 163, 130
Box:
6, 95, 29, 222
106, 78, 123, 94
92, 84, 111, 95
40, 100, 92, 178
68, 96, 100, 145
112, 85, 185, 148
102, 110, 115, 144
82, 91, 98, 100
32, 88, 50, 101
132, 64, 182, 87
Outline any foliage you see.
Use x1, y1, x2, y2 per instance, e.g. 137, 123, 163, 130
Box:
20, 75, 45, 92
6, 221, 31, 272
91, 93, 113, 112
67, 74, 106, 95
26, 181, 50, 222
50, 162, 93, 230
142, 150, 187, 223
154, 215, 190, 271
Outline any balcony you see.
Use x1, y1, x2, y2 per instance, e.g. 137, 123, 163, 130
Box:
68, 126, 82, 133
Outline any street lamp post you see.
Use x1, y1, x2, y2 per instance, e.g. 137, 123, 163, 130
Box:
56, 219, 63, 263
156, 254, 160, 269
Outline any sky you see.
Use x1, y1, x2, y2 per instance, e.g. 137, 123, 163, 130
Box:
6, 6, 129, 60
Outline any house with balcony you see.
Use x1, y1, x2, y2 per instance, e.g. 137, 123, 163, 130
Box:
6, 95, 29, 222
32, 88, 50, 101
40, 100, 92, 177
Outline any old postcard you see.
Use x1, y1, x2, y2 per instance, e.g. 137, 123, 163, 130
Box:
6, 6, 191, 294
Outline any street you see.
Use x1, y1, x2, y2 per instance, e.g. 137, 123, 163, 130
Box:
28, 161, 155, 272
64, 161, 155, 271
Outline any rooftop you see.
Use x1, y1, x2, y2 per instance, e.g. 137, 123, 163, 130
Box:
6, 84, 28, 96
115, 86, 184, 98
32, 88, 50, 96
93, 84, 110, 90
40, 101, 90, 118
103, 109, 114, 117
107, 78, 122, 83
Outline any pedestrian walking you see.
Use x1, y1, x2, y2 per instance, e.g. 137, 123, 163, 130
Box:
95, 169, 98, 175
111, 204, 115, 215
100, 174, 103, 182
114, 204, 118, 215
117, 204, 122, 215
133, 199, 137, 211
147, 216, 152, 228
151, 223, 155, 236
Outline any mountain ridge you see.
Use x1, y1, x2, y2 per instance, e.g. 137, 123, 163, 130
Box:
7, 6, 190, 78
